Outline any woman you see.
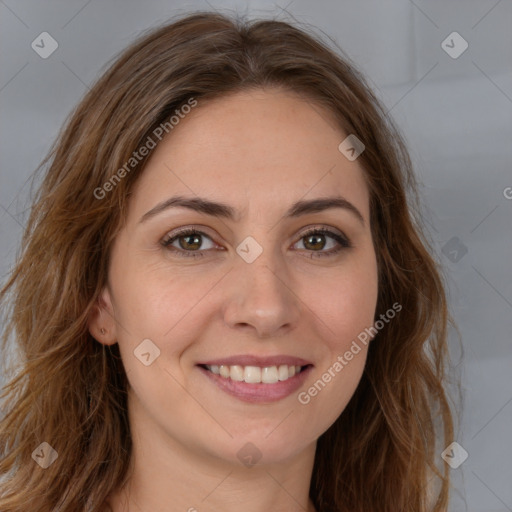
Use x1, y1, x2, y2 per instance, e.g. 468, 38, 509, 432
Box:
0, 11, 455, 512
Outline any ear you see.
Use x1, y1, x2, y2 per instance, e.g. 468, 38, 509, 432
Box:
87, 286, 118, 346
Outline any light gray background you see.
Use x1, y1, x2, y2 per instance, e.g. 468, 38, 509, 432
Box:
0, 1, 511, 511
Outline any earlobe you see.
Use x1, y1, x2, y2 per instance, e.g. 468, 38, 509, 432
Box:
87, 288, 118, 346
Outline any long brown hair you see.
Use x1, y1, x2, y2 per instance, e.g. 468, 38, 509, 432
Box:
0, 11, 455, 511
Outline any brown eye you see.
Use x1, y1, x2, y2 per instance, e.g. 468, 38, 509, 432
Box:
294, 228, 351, 258
303, 233, 327, 251
177, 233, 202, 251
161, 229, 216, 258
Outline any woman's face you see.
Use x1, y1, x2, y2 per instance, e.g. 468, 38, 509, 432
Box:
92, 88, 378, 467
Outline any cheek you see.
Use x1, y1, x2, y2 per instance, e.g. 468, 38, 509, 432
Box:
109, 251, 210, 339
314, 250, 379, 347
301, 249, 377, 411
298, 347, 368, 431
297, 267, 377, 432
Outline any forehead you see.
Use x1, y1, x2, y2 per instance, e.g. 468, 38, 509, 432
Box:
130, 88, 370, 222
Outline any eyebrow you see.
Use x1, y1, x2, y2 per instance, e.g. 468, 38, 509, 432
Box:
139, 195, 365, 225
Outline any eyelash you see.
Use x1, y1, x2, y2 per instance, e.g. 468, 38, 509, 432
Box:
160, 226, 351, 259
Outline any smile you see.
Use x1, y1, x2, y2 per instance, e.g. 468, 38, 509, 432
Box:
204, 363, 305, 383
197, 363, 313, 403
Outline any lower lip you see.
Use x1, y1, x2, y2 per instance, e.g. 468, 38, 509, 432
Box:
197, 365, 313, 404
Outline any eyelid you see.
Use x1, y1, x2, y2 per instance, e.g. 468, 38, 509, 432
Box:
297, 224, 349, 242
163, 224, 216, 240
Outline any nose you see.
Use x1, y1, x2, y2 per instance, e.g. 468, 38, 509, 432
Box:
222, 247, 302, 339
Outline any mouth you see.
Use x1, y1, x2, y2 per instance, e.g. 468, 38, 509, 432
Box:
199, 363, 311, 383
196, 362, 313, 403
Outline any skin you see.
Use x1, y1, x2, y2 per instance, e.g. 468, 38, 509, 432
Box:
88, 87, 379, 512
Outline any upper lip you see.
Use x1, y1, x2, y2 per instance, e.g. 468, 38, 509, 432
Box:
197, 355, 313, 367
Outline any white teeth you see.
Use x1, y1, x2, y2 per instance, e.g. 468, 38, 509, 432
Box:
230, 365, 244, 381
278, 364, 289, 381
262, 366, 279, 383
205, 364, 303, 383
244, 366, 261, 383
